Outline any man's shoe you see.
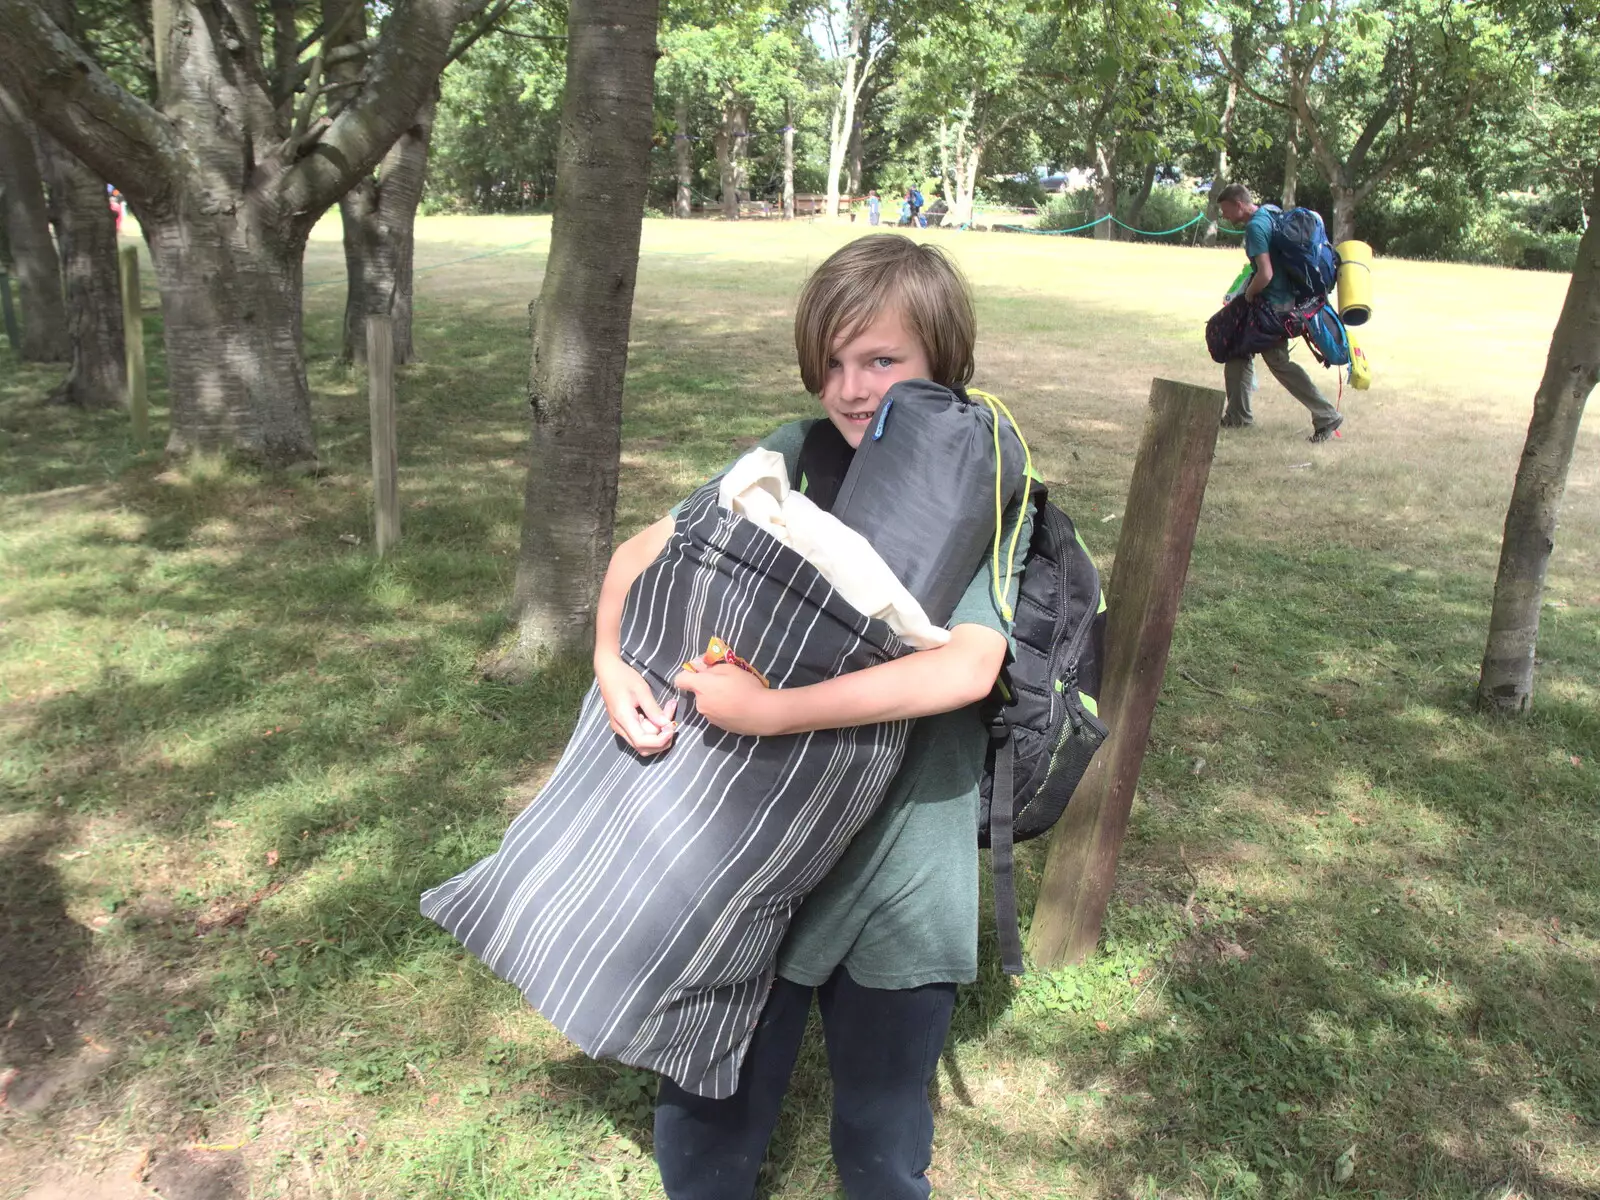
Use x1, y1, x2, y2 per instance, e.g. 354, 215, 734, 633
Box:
1309, 416, 1343, 443
1221, 415, 1254, 428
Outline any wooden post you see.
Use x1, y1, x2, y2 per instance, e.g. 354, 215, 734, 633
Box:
0, 271, 19, 351
118, 246, 148, 446
1028, 378, 1225, 969
366, 314, 400, 556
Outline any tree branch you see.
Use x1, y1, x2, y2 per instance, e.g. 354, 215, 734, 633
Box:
291, 37, 377, 90
487, 27, 567, 42
856, 24, 891, 100
1295, 88, 1344, 184
448, 0, 518, 65
0, 0, 179, 205
1346, 90, 1398, 174
1355, 130, 1438, 203
1216, 40, 1294, 115
279, 0, 486, 220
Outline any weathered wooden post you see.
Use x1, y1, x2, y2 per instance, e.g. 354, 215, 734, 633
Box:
0, 271, 19, 351
1028, 378, 1225, 968
118, 246, 148, 446
366, 314, 400, 556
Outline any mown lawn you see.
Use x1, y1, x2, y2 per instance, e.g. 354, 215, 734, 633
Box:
1, 215, 1596, 1200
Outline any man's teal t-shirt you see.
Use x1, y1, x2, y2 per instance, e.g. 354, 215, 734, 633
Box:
703, 418, 1029, 990
1244, 206, 1296, 309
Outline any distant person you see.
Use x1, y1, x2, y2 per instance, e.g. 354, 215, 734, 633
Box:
898, 197, 912, 227
867, 190, 880, 226
906, 186, 924, 227
1216, 182, 1343, 443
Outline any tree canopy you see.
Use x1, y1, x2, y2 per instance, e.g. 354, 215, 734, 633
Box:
420, 0, 1595, 264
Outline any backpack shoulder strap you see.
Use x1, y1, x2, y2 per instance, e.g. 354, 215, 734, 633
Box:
989, 720, 1025, 975
796, 418, 853, 514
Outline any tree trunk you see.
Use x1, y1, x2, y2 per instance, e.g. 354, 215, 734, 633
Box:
506, 0, 658, 668
716, 97, 738, 219
1125, 160, 1157, 234
1478, 168, 1600, 714
341, 93, 437, 366
1330, 183, 1357, 244
143, 208, 316, 466
947, 97, 981, 228
957, 142, 981, 228
824, 1, 865, 219
674, 95, 692, 218
1203, 29, 1245, 246
1093, 141, 1116, 241
845, 109, 863, 198
938, 116, 954, 211
782, 98, 795, 220
39, 133, 125, 408
1, 0, 466, 466
0, 86, 69, 362
1283, 113, 1301, 208
731, 103, 748, 210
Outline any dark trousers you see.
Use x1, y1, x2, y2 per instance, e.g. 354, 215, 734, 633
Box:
654, 968, 957, 1200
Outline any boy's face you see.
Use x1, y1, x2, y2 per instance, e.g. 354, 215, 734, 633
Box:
820, 309, 932, 448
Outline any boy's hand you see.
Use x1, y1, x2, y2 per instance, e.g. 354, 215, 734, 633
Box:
595, 654, 677, 756
673, 664, 781, 737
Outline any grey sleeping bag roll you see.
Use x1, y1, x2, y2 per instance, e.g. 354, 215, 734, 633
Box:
422, 479, 915, 1098
831, 379, 1028, 626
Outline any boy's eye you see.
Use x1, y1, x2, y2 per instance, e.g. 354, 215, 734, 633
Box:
826, 358, 841, 371
872, 356, 895, 368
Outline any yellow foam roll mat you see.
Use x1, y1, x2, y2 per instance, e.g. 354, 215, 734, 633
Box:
1336, 240, 1373, 326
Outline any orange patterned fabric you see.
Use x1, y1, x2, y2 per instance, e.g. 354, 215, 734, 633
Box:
681, 636, 771, 688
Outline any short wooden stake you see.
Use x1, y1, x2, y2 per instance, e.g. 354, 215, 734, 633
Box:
119, 246, 149, 447
1028, 378, 1225, 969
0, 271, 19, 351
366, 314, 400, 556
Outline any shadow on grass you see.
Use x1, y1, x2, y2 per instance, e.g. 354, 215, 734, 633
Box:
0, 816, 94, 1094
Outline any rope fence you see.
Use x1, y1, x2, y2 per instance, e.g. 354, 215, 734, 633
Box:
994, 212, 1246, 238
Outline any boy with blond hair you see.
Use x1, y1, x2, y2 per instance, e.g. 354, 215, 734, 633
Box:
592, 234, 1031, 1199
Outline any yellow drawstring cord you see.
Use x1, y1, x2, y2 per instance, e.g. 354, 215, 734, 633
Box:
968, 388, 1034, 622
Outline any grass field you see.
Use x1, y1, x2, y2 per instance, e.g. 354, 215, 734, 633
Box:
1, 215, 1597, 1200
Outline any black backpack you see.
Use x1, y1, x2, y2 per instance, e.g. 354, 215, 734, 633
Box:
798, 419, 1109, 975
979, 485, 1107, 974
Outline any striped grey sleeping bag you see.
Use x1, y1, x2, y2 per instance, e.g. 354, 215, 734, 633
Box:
421, 479, 914, 1098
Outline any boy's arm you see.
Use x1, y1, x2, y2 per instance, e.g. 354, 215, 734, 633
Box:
1243, 251, 1273, 300
674, 623, 1006, 736
594, 515, 676, 754
678, 492, 1032, 737
594, 515, 673, 667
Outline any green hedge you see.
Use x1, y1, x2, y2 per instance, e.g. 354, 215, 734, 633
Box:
1035, 184, 1210, 240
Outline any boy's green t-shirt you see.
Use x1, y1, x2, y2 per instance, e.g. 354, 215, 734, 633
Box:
698, 418, 1030, 989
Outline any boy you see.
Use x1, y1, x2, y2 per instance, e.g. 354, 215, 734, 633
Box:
592, 234, 1030, 1199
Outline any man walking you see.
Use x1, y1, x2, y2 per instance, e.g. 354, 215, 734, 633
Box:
1216, 183, 1344, 443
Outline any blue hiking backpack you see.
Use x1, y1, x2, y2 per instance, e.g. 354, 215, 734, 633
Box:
1266, 205, 1340, 303
1301, 302, 1351, 368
